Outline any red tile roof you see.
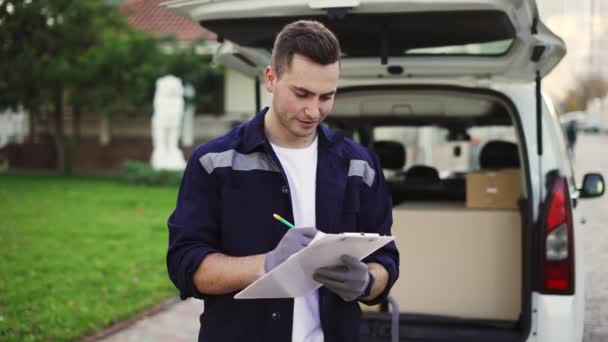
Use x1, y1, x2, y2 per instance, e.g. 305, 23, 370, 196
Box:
120, 0, 217, 42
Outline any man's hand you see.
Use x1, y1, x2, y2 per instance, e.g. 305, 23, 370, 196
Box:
313, 254, 371, 302
264, 227, 318, 272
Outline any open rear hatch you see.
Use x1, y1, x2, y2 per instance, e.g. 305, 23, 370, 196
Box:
163, 0, 565, 82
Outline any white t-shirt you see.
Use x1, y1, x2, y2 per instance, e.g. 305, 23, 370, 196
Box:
270, 137, 324, 342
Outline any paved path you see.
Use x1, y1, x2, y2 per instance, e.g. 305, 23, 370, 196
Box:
95, 133, 608, 342
576, 134, 608, 342
94, 299, 202, 342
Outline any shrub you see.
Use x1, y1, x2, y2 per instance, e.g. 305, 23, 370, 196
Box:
122, 160, 183, 186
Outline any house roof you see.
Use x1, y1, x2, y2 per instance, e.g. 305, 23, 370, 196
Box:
120, 0, 217, 42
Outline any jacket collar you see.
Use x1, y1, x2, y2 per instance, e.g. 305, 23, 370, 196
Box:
241, 107, 343, 153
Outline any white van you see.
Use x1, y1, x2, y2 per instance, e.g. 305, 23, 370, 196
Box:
164, 1, 606, 341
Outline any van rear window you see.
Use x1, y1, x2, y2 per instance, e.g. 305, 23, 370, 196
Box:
406, 39, 513, 56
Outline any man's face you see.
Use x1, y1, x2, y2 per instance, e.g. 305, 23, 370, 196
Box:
265, 54, 339, 145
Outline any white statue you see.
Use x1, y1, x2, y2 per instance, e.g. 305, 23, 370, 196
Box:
151, 75, 186, 171
181, 83, 195, 147
0, 106, 28, 149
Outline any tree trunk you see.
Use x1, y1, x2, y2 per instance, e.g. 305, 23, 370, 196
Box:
100, 111, 111, 145
28, 106, 38, 143
72, 103, 81, 144
53, 86, 71, 175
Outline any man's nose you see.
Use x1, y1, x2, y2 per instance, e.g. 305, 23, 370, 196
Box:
304, 99, 321, 119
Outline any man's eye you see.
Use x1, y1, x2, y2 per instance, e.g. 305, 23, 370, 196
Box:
321, 95, 333, 101
295, 92, 307, 98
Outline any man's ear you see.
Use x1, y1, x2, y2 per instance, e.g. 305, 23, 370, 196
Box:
264, 65, 276, 93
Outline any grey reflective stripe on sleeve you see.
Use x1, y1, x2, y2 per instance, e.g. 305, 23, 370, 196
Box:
199, 150, 279, 174
348, 159, 375, 187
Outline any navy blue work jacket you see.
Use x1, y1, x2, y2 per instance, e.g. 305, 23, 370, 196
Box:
167, 107, 399, 342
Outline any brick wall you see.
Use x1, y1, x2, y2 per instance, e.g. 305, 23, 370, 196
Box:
0, 110, 248, 173
1, 137, 198, 173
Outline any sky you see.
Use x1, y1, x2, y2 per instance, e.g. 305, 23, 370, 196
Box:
538, 0, 607, 102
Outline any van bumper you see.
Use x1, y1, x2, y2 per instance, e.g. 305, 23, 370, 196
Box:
533, 294, 582, 342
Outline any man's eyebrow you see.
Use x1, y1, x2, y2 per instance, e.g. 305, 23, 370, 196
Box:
291, 86, 336, 97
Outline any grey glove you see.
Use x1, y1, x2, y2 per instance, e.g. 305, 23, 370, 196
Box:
264, 227, 318, 272
313, 254, 371, 302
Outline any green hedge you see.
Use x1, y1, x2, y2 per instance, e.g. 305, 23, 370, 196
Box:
122, 160, 183, 186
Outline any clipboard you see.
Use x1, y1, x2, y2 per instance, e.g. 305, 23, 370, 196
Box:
234, 232, 394, 299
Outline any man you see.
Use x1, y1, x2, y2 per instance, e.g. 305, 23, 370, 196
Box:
565, 120, 577, 158
167, 20, 399, 342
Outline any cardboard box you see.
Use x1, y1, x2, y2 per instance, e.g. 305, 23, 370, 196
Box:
466, 169, 521, 209
391, 203, 522, 320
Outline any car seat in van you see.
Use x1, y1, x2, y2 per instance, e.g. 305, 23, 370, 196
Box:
404, 165, 440, 184
479, 140, 520, 169
372, 140, 409, 204
372, 140, 406, 172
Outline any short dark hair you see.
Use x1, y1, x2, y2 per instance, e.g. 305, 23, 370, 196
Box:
271, 20, 341, 78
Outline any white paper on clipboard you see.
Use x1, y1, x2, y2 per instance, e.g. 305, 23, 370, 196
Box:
234, 232, 394, 299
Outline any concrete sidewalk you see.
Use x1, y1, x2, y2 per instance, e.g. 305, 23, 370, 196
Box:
95, 299, 202, 342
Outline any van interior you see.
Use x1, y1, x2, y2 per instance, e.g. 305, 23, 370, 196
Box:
326, 88, 529, 342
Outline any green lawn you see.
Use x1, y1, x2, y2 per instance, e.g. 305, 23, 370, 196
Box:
0, 173, 180, 342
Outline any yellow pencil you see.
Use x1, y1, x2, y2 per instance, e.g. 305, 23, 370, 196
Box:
273, 213, 295, 229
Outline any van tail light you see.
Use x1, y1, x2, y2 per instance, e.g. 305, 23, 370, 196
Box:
540, 177, 575, 295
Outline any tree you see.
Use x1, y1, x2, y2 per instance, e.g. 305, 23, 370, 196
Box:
0, 0, 223, 174
72, 26, 164, 144
0, 0, 129, 174
561, 75, 608, 113
161, 45, 224, 113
